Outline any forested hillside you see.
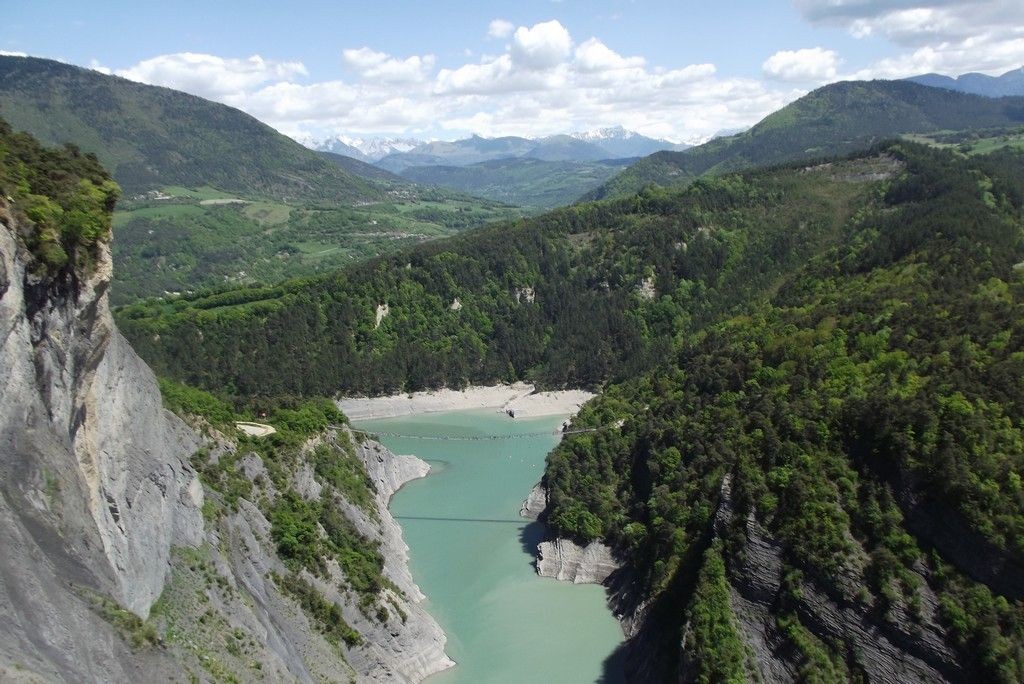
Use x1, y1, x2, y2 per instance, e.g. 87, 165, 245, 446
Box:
117, 151, 896, 397
590, 80, 1024, 200
547, 145, 1024, 680
0, 118, 119, 279
118, 143, 1024, 680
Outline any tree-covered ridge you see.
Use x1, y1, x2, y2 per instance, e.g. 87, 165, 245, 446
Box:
116, 152, 886, 399
0, 55, 378, 202
0, 117, 119, 277
546, 144, 1024, 680
590, 80, 1024, 200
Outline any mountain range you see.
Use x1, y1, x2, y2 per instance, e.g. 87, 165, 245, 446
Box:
399, 157, 633, 209
590, 79, 1024, 199
300, 127, 689, 208
907, 66, 1024, 98
304, 135, 421, 162
304, 126, 689, 171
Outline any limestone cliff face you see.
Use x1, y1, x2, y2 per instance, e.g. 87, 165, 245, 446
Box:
0, 203, 451, 682
0, 202, 205, 677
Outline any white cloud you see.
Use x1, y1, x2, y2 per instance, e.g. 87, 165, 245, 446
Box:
0, 50, 28, 57
104, 20, 795, 143
241, 80, 360, 120
657, 63, 717, 86
575, 38, 644, 72
116, 53, 307, 100
510, 19, 572, 70
797, 1, 1024, 77
488, 19, 514, 39
763, 47, 840, 82
88, 58, 111, 75
342, 47, 435, 83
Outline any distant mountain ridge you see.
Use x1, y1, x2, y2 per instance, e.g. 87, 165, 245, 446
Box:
907, 66, 1024, 97
590, 79, 1024, 200
303, 127, 688, 172
0, 55, 380, 203
569, 125, 692, 158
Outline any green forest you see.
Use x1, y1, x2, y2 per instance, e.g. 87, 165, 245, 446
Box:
0, 117, 119, 278
545, 145, 1024, 680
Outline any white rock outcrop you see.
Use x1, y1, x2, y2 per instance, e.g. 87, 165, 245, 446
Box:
519, 482, 547, 520
536, 538, 619, 584
374, 302, 390, 328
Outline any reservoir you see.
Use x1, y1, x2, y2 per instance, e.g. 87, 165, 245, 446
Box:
359, 409, 624, 684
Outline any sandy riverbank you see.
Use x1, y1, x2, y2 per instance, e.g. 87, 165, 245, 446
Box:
336, 382, 595, 421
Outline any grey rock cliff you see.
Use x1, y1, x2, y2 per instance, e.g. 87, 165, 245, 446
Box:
519, 481, 547, 520
0, 203, 452, 682
522, 481, 620, 584
0, 202, 204, 680
180, 433, 452, 684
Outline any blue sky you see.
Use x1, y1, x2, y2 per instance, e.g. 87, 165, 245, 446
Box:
4, 1, 1023, 142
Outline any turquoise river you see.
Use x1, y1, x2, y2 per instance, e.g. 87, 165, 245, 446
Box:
359, 409, 624, 683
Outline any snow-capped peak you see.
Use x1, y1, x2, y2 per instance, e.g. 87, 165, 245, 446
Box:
344, 136, 421, 159
570, 125, 637, 142
301, 135, 424, 161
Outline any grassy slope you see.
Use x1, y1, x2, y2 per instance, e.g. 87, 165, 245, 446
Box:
109, 186, 522, 304
0, 55, 379, 202
591, 80, 1024, 199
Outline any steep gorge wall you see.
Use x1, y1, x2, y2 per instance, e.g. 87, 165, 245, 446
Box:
172, 432, 452, 683
0, 205, 206, 616
0, 201, 452, 682
0, 201, 206, 679
528, 470, 977, 683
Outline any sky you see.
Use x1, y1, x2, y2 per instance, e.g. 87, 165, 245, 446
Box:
3, 1, 1023, 143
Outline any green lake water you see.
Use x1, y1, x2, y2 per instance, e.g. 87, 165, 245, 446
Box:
359, 409, 624, 684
